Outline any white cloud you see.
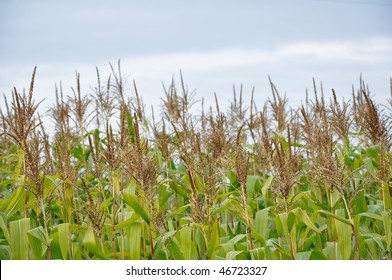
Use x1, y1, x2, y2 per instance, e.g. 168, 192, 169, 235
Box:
116, 37, 392, 77
278, 37, 392, 62
1, 37, 391, 116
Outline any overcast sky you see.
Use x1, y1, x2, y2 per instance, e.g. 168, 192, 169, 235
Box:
1, 0, 391, 119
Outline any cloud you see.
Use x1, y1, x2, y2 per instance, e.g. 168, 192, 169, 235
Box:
117, 37, 392, 77
1, 37, 391, 115
278, 37, 392, 62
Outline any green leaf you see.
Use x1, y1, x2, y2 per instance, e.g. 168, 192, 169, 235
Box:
62, 180, 73, 222
222, 198, 247, 224
112, 173, 121, 196
275, 213, 289, 238
318, 210, 351, 225
48, 232, 63, 260
286, 192, 307, 205
291, 207, 320, 233
226, 250, 244, 260
27, 226, 47, 260
269, 240, 292, 259
99, 197, 114, 211
296, 250, 327, 260
255, 208, 271, 241
114, 214, 139, 230
0, 212, 10, 242
195, 229, 206, 258
169, 204, 191, 217
43, 176, 59, 199
352, 191, 368, 214
82, 224, 96, 249
220, 242, 235, 256
180, 226, 192, 259
83, 224, 106, 259
246, 175, 261, 199
10, 218, 31, 259
382, 184, 391, 210
58, 223, 70, 260
158, 183, 171, 208
126, 222, 142, 260
249, 247, 266, 260
228, 234, 246, 245
309, 250, 327, 260
382, 210, 391, 250
14, 147, 24, 179
261, 176, 273, 202
330, 188, 341, 208
287, 211, 296, 231
364, 237, 384, 259
0, 245, 11, 259
215, 191, 238, 201
295, 250, 312, 260
359, 211, 383, 221
323, 242, 338, 260
2, 186, 25, 218
335, 209, 352, 260
364, 157, 376, 178
123, 193, 150, 224
207, 221, 220, 259
167, 239, 184, 260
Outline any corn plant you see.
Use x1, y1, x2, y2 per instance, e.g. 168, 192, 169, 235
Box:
0, 66, 391, 260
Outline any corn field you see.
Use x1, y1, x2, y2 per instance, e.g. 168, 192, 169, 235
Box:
0, 63, 391, 260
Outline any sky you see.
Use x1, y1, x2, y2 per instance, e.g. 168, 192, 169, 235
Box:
0, 0, 391, 122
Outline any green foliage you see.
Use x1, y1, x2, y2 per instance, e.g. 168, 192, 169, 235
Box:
0, 66, 391, 259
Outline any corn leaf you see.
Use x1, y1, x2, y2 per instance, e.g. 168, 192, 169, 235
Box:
246, 175, 261, 200
222, 198, 247, 225
167, 239, 184, 260
180, 226, 192, 259
335, 209, 352, 260
27, 226, 47, 260
10, 218, 31, 259
43, 176, 58, 199
364, 237, 384, 259
276, 213, 289, 238
114, 214, 139, 230
249, 247, 265, 260
2, 186, 25, 218
207, 221, 219, 259
226, 250, 244, 260
123, 193, 150, 224
0, 245, 11, 259
268, 240, 292, 259
0, 212, 10, 242
228, 233, 246, 245
126, 222, 142, 260
58, 223, 70, 260
83, 224, 106, 259
296, 250, 327, 260
323, 241, 340, 260
195, 228, 206, 258
382, 210, 391, 250
291, 207, 321, 233
261, 176, 273, 202
255, 207, 270, 242
359, 211, 383, 221
99, 197, 114, 211
295, 250, 312, 260
318, 210, 351, 225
